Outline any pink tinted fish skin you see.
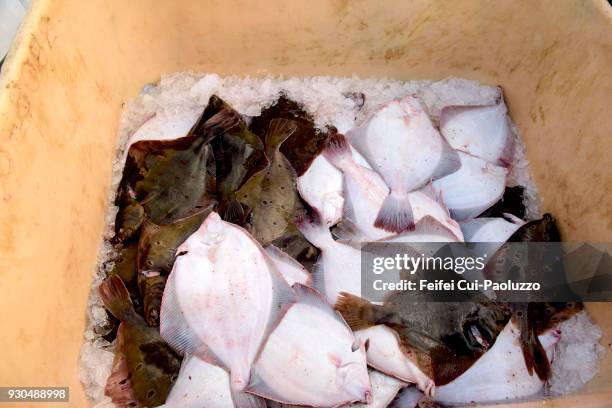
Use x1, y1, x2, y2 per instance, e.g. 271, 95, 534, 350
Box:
159, 212, 294, 392
246, 284, 371, 407
440, 99, 515, 167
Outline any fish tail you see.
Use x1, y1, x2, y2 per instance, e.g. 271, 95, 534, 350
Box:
295, 210, 334, 249
265, 118, 298, 154
375, 191, 415, 233
323, 133, 354, 170
334, 292, 383, 330
99, 275, 137, 322
200, 109, 241, 142
220, 195, 246, 224
518, 315, 551, 381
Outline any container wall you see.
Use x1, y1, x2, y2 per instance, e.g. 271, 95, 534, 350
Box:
0, 0, 610, 406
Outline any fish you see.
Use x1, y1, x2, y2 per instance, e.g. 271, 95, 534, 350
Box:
264, 245, 311, 286
249, 95, 335, 176
296, 211, 362, 305
246, 284, 372, 407
161, 355, 265, 408
324, 134, 463, 242
335, 292, 510, 386
432, 321, 561, 405
351, 370, 406, 408
439, 99, 515, 167
99, 275, 182, 407
297, 154, 345, 227
484, 213, 583, 381
237, 119, 299, 245
205, 96, 268, 225
354, 325, 434, 395
460, 214, 525, 260
432, 151, 507, 221
347, 95, 460, 233
115, 102, 231, 237
159, 212, 294, 391
479, 186, 527, 220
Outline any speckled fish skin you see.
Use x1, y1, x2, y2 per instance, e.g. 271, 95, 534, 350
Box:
484, 214, 583, 382
297, 154, 345, 227
161, 355, 265, 408
432, 151, 508, 222
351, 370, 406, 408
136, 208, 212, 326
238, 119, 299, 246
324, 134, 462, 241
297, 212, 361, 305
439, 99, 515, 167
138, 207, 211, 274
335, 293, 510, 387
264, 245, 311, 287
99, 276, 181, 408
204, 96, 268, 225
159, 212, 294, 392
249, 95, 335, 176
115, 103, 231, 239
432, 321, 560, 405
354, 326, 433, 396
246, 284, 371, 407
347, 95, 460, 233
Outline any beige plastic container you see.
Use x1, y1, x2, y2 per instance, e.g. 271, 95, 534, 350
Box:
0, 0, 610, 406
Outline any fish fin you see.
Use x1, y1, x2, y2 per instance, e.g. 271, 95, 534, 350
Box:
431, 140, 461, 181
292, 284, 349, 329
310, 256, 326, 295
375, 192, 415, 233
334, 292, 382, 330
221, 197, 246, 224
189, 101, 240, 142
99, 275, 137, 322
323, 133, 354, 170
104, 326, 140, 408
231, 389, 267, 408
520, 325, 551, 381
295, 210, 334, 249
332, 218, 367, 242
159, 272, 223, 366
265, 118, 298, 155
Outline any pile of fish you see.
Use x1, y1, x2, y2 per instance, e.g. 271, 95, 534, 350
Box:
98, 91, 582, 408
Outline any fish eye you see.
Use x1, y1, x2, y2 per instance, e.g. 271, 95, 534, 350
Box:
135, 363, 143, 371
170, 374, 178, 382
147, 389, 156, 399
119, 378, 128, 385
128, 402, 137, 407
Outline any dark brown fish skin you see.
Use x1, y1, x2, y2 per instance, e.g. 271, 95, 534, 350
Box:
113, 196, 145, 245
204, 95, 268, 225
99, 275, 181, 407
335, 292, 509, 386
113, 102, 232, 243
270, 199, 320, 272
137, 207, 210, 274
138, 273, 166, 327
238, 119, 299, 246
486, 213, 583, 381
249, 95, 336, 176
